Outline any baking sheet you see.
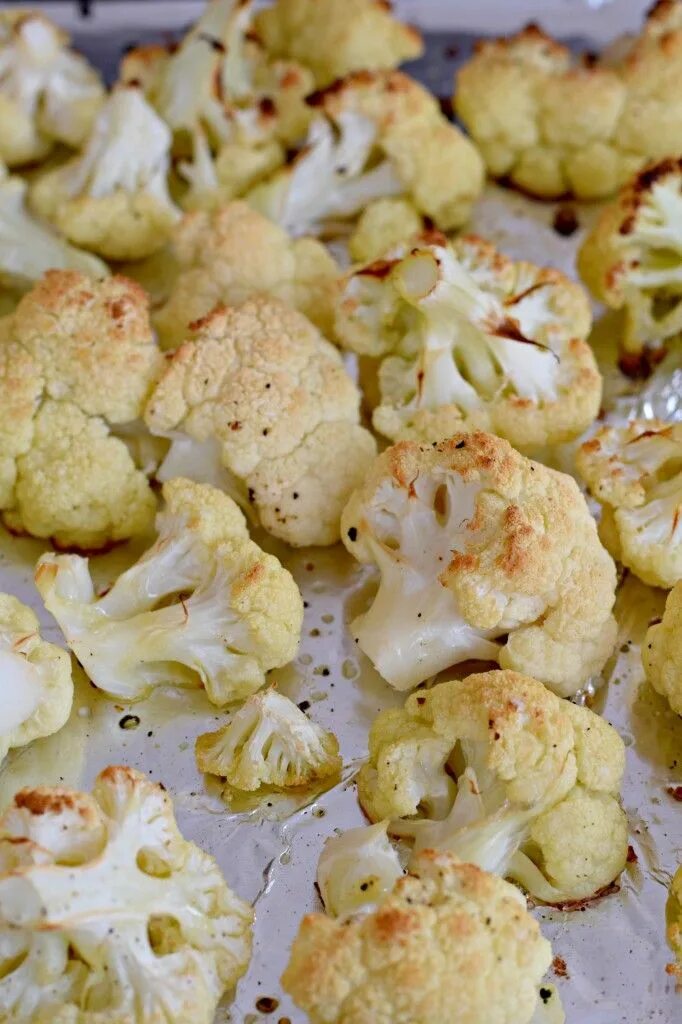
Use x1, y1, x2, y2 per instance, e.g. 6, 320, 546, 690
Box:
1, 3, 681, 1023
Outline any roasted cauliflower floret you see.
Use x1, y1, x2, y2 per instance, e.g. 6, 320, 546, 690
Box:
195, 688, 341, 790
29, 85, 180, 260
454, 3, 682, 200
0, 765, 253, 1022
0, 593, 73, 763
643, 581, 682, 716
0, 10, 104, 167
255, 0, 423, 87
283, 849, 552, 1024
335, 235, 600, 448
341, 433, 617, 694
576, 419, 682, 588
145, 297, 377, 547
668, 865, 682, 978
35, 478, 303, 706
248, 70, 484, 236
153, 202, 340, 349
316, 821, 404, 918
0, 270, 161, 549
359, 670, 628, 904
348, 196, 423, 264
578, 158, 682, 355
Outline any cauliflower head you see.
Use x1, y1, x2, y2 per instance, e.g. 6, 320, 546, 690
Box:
341, 433, 618, 694
0, 10, 104, 167
29, 85, 180, 260
0, 270, 161, 549
576, 419, 682, 588
578, 157, 682, 355
0, 765, 253, 1023
335, 235, 600, 449
195, 688, 341, 790
358, 670, 628, 904
153, 202, 340, 350
35, 478, 303, 705
248, 70, 484, 236
0, 592, 73, 763
454, 3, 682, 200
643, 580, 682, 716
668, 864, 682, 978
316, 821, 404, 918
145, 297, 377, 547
282, 849, 552, 1024
255, 0, 424, 87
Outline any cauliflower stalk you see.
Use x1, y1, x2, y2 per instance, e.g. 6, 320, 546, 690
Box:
643, 580, 682, 716
576, 419, 682, 588
336, 235, 600, 448
359, 670, 628, 904
316, 821, 404, 918
35, 478, 303, 706
0, 593, 73, 763
341, 433, 617, 695
0, 766, 253, 1023
195, 688, 341, 790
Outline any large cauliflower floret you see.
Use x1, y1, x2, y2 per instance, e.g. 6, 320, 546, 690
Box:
0, 270, 161, 549
341, 433, 618, 695
358, 670, 628, 904
35, 478, 303, 706
0, 593, 73, 764
668, 865, 682, 978
454, 2, 682, 200
282, 849, 552, 1024
248, 70, 485, 236
576, 419, 682, 588
316, 821, 404, 918
29, 85, 180, 260
578, 158, 682, 355
643, 580, 682, 716
335, 235, 600, 448
0, 766, 253, 1023
0, 10, 104, 167
255, 0, 424, 87
153, 202, 340, 349
145, 297, 377, 547
195, 688, 341, 789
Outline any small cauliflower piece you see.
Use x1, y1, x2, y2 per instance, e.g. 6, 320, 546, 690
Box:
455, 3, 682, 200
578, 157, 682, 355
0, 10, 104, 167
35, 478, 303, 706
283, 849, 552, 1024
668, 865, 682, 978
316, 821, 404, 917
359, 670, 628, 904
153, 202, 340, 349
145, 297, 377, 547
0, 593, 73, 763
348, 196, 423, 265
341, 433, 617, 695
576, 419, 682, 588
195, 688, 341, 789
248, 69, 484, 236
0, 765, 253, 1022
643, 580, 682, 716
29, 85, 180, 260
255, 0, 423, 87
335, 235, 600, 449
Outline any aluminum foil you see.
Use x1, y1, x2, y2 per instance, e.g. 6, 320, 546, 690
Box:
1, 4, 681, 1023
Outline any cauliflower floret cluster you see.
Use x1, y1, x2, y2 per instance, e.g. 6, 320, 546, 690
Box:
248, 69, 485, 236
668, 864, 682, 978
29, 85, 180, 260
0, 10, 104, 167
359, 670, 628, 904
0, 270, 161, 550
643, 581, 682, 716
578, 157, 682, 356
283, 849, 553, 1024
341, 433, 617, 695
36, 478, 303, 706
0, 593, 73, 764
335, 235, 600, 448
153, 202, 339, 350
195, 688, 341, 790
145, 296, 377, 547
576, 418, 682, 588
0, 766, 253, 1023
454, 1, 682, 199
348, 195, 424, 264
316, 821, 404, 917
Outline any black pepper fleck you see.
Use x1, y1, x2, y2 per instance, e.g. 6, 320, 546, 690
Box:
347, 526, 358, 542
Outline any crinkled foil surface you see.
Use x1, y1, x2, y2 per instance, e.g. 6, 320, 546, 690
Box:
1, 3, 680, 1022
